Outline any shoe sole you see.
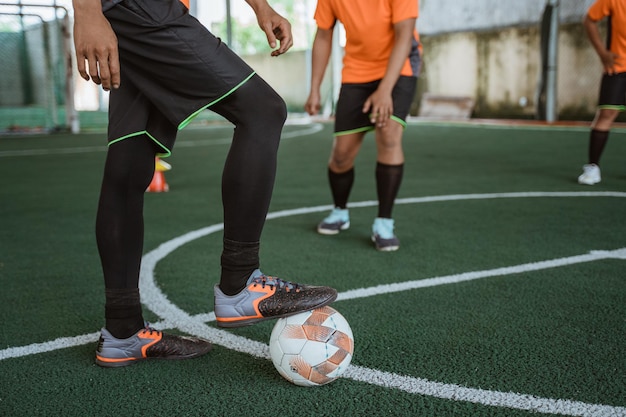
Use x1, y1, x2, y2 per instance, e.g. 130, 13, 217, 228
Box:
578, 178, 600, 185
317, 222, 350, 235
375, 244, 399, 252
95, 348, 211, 368
216, 292, 338, 328
371, 235, 399, 252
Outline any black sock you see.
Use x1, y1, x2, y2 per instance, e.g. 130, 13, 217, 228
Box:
104, 288, 144, 339
376, 162, 404, 219
220, 239, 260, 296
588, 129, 609, 166
328, 167, 354, 209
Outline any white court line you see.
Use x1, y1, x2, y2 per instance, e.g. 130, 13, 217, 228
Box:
1, 192, 625, 416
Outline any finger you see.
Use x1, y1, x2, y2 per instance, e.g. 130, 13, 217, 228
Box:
76, 54, 90, 81
87, 55, 102, 85
99, 63, 112, 91
264, 23, 278, 50
362, 99, 372, 114
275, 25, 293, 54
108, 49, 121, 89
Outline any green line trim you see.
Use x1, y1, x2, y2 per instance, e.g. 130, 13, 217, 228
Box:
108, 130, 172, 158
334, 117, 408, 136
334, 126, 374, 136
177, 72, 257, 131
598, 104, 626, 111
391, 115, 408, 128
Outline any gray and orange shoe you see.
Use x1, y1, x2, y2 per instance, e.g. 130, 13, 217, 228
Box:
214, 269, 338, 328
95, 324, 212, 368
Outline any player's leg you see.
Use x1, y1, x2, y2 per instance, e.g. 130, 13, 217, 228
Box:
370, 121, 404, 252
371, 76, 416, 251
209, 76, 337, 327
94, 2, 215, 367
588, 108, 619, 162
578, 73, 626, 185
317, 83, 376, 235
374, 121, 405, 218
317, 132, 365, 234
104, 0, 336, 330
96, 134, 155, 338
95, 133, 213, 367
209, 75, 285, 294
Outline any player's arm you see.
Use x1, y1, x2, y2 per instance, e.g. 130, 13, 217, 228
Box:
245, 0, 293, 56
363, 17, 416, 126
72, 0, 120, 90
305, 27, 333, 116
583, 13, 617, 75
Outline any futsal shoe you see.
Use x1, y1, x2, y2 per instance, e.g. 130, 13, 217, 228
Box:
214, 269, 338, 328
317, 207, 350, 235
95, 324, 212, 368
578, 164, 601, 185
372, 217, 400, 252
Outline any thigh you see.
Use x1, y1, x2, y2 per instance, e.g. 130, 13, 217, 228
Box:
334, 82, 378, 135
106, 0, 255, 128
334, 76, 418, 135
390, 76, 417, 125
598, 72, 626, 110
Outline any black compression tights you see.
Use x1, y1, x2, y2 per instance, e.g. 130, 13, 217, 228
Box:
97, 74, 287, 336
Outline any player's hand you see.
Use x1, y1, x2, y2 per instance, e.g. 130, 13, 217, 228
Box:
600, 50, 619, 75
253, 4, 293, 56
73, 8, 120, 90
363, 89, 393, 128
305, 91, 322, 115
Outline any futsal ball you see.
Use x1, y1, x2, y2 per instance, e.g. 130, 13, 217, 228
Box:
269, 306, 354, 387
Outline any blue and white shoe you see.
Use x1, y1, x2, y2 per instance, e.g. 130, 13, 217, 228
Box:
371, 217, 400, 252
317, 208, 350, 235
577, 164, 601, 185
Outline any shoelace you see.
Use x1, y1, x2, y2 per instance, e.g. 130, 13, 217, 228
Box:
252, 275, 302, 293
140, 325, 161, 337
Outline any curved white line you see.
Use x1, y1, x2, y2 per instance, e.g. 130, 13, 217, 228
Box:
138, 191, 626, 417
2, 192, 625, 416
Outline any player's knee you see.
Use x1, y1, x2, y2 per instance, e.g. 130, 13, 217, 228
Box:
329, 152, 355, 172
261, 91, 287, 126
104, 139, 155, 191
238, 75, 287, 126
376, 124, 403, 149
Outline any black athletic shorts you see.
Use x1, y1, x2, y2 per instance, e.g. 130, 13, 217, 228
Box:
598, 72, 626, 111
334, 76, 417, 136
104, 0, 255, 156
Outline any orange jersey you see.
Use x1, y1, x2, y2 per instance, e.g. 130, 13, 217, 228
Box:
588, 0, 626, 73
314, 0, 420, 83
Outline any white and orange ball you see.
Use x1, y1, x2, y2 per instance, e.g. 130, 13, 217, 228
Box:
269, 306, 354, 387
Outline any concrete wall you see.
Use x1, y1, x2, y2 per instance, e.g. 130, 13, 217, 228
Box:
242, 22, 603, 120
419, 22, 604, 119
418, 0, 595, 34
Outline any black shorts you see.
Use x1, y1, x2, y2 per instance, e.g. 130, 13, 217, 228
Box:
334, 76, 417, 136
104, 0, 255, 156
598, 72, 626, 111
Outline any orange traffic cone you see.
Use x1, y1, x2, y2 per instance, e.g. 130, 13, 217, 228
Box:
146, 157, 171, 193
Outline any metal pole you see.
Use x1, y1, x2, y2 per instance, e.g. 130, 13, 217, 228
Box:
226, 0, 232, 47
545, 0, 559, 123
